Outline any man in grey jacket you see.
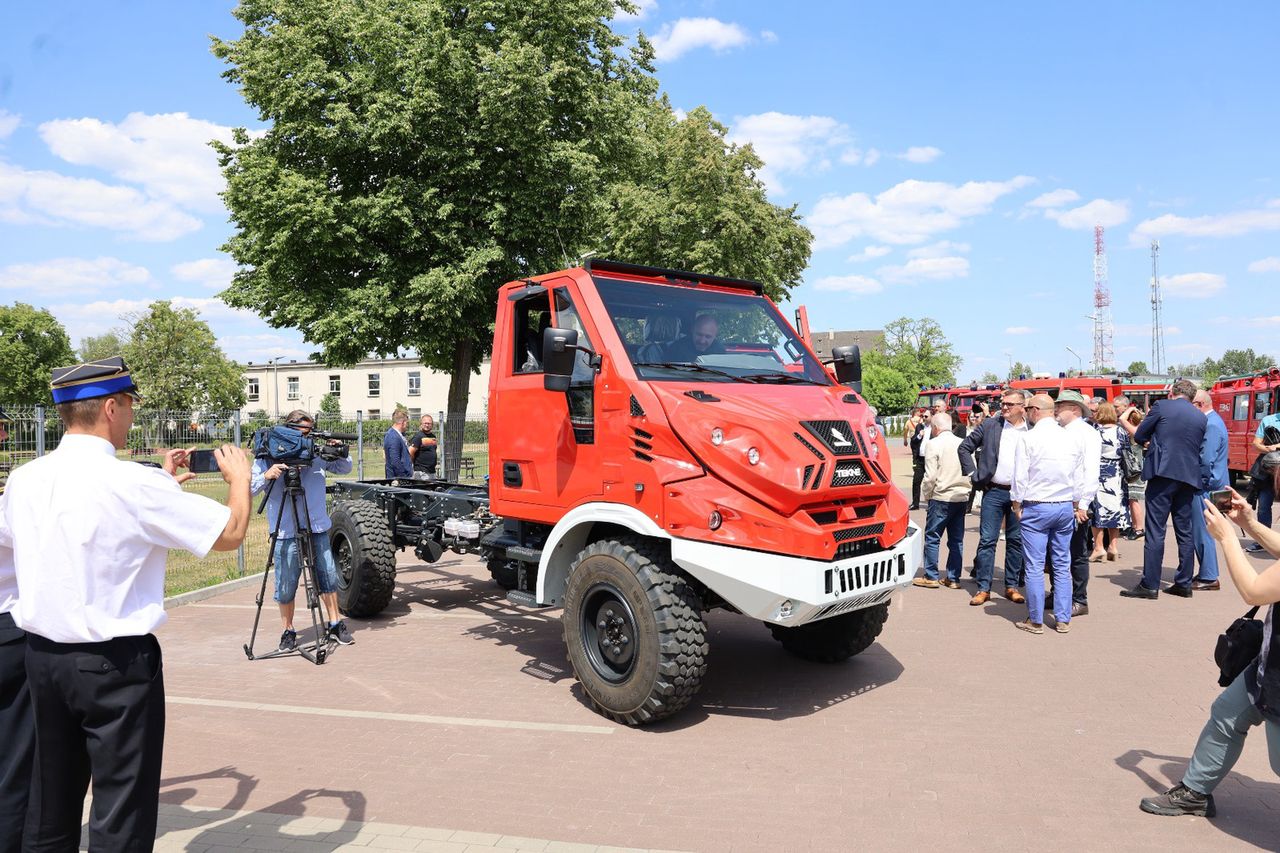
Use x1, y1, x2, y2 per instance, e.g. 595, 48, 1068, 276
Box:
913, 412, 972, 590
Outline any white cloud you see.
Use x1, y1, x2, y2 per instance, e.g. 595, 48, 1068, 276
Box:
1132, 201, 1280, 244
809, 175, 1034, 248
846, 245, 892, 262
1027, 189, 1080, 209
649, 18, 752, 60
38, 112, 243, 214
761, 30, 778, 43
0, 162, 202, 241
0, 110, 19, 140
1248, 257, 1280, 273
877, 256, 970, 283
814, 274, 883, 295
863, 148, 881, 167
1005, 326, 1035, 335
614, 0, 657, 22
0, 256, 152, 296
840, 147, 881, 168
215, 333, 311, 365
1162, 272, 1226, 298
729, 112, 852, 192
907, 240, 970, 259
896, 146, 942, 164
1046, 198, 1130, 230
172, 256, 238, 290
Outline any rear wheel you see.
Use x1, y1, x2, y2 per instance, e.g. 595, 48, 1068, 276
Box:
562, 538, 707, 725
329, 500, 397, 617
769, 603, 889, 663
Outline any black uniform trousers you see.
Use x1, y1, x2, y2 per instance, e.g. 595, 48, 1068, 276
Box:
23, 633, 165, 853
1141, 476, 1198, 591
1070, 517, 1090, 606
911, 457, 925, 507
0, 612, 33, 853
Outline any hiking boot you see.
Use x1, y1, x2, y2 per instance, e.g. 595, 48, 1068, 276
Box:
279, 629, 297, 652
1139, 783, 1216, 817
912, 577, 940, 589
1071, 602, 1089, 617
329, 620, 355, 646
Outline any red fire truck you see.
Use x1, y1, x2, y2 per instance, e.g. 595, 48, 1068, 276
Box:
1209, 368, 1280, 479
914, 386, 950, 413
1008, 374, 1170, 409
946, 385, 1004, 425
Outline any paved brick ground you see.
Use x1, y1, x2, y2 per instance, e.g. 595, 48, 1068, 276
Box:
128, 445, 1276, 852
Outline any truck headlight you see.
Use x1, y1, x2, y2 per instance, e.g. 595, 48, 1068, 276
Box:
747, 447, 760, 465
710, 427, 724, 446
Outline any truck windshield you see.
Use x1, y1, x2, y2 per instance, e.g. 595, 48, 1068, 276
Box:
593, 277, 831, 385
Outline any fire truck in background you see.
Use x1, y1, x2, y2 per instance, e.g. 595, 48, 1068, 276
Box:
946, 385, 1004, 425
914, 386, 950, 413
1209, 368, 1280, 479
1008, 374, 1170, 409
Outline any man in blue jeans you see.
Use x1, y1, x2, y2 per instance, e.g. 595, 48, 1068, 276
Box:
1191, 389, 1229, 588
1248, 407, 1280, 553
252, 410, 356, 649
959, 389, 1029, 606
912, 412, 971, 590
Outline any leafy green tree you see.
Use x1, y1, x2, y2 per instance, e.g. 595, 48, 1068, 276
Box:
1008, 360, 1034, 381
882, 317, 960, 388
122, 301, 246, 411
861, 351, 916, 415
319, 392, 342, 416
1209, 348, 1274, 377
0, 303, 76, 405
78, 330, 127, 362
212, 0, 656, 478
596, 104, 811, 300
1125, 360, 1149, 375
979, 371, 1000, 384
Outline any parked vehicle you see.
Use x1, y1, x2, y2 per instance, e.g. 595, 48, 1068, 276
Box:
326, 260, 922, 725
1008, 374, 1170, 409
1210, 367, 1280, 479
946, 384, 1004, 425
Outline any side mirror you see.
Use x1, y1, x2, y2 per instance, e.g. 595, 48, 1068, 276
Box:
832, 344, 862, 393
542, 326, 578, 392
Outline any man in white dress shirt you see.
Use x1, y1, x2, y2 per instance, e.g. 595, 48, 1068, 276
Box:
0, 404, 33, 851
0, 357, 251, 851
1011, 394, 1086, 634
1055, 390, 1102, 616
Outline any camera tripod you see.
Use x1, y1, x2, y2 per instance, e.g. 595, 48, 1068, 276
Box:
243, 465, 332, 665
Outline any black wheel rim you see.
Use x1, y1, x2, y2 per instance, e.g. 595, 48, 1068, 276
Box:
333, 533, 354, 591
580, 582, 638, 683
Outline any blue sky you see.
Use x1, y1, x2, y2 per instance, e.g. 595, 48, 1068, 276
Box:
2, 1, 1279, 381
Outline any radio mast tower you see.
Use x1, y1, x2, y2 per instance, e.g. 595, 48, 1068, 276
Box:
1091, 225, 1114, 373
1151, 240, 1166, 374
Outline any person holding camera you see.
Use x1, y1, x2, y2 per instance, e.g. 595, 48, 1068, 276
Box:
1139, 490, 1280, 817
252, 410, 355, 650
0, 357, 251, 851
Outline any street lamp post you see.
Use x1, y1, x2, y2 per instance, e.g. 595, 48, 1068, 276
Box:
1003, 350, 1013, 380
271, 355, 286, 418
1065, 346, 1083, 375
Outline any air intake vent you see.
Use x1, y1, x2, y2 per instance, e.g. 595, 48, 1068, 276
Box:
809, 510, 838, 525
801, 420, 861, 458
794, 432, 825, 460
630, 396, 645, 417
811, 463, 825, 490
801, 465, 815, 489
833, 523, 885, 542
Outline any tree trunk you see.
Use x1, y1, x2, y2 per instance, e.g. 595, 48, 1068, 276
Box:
443, 339, 474, 482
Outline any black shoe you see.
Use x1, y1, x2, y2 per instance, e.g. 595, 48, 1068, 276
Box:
1122, 528, 1138, 541
1139, 783, 1216, 817
329, 620, 355, 645
279, 629, 297, 651
1164, 584, 1193, 598
1071, 602, 1089, 617
1192, 579, 1221, 591
1120, 584, 1159, 599
1246, 543, 1266, 554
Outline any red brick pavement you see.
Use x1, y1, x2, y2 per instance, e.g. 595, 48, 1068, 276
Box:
154, 444, 1278, 852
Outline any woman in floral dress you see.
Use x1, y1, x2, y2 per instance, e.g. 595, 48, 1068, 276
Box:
1090, 402, 1130, 561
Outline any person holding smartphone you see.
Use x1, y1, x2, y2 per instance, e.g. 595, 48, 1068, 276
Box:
1140, 489, 1280, 816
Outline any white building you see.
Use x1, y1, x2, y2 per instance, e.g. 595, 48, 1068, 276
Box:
241, 356, 491, 419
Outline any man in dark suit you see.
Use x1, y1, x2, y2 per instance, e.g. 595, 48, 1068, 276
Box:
1121, 378, 1207, 598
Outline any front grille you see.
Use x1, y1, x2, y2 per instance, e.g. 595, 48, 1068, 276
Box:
834, 538, 883, 560
793, 432, 826, 460
833, 523, 885, 542
824, 552, 902, 596
801, 465, 815, 489
830, 459, 872, 487
801, 420, 861, 458
809, 510, 838, 525
811, 463, 825, 490
809, 588, 893, 622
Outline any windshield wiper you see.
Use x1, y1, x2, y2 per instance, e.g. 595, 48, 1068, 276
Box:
633, 362, 753, 383
744, 371, 826, 385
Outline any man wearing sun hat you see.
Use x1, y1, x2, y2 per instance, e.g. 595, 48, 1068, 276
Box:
0, 357, 252, 851
1054, 389, 1102, 616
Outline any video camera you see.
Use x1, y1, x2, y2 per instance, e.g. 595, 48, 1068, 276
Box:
253, 420, 357, 466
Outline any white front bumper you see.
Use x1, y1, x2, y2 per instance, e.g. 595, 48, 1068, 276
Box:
670, 524, 924, 626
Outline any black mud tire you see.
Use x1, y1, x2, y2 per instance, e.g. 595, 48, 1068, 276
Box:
488, 559, 520, 591
562, 537, 708, 726
329, 499, 397, 617
769, 603, 889, 663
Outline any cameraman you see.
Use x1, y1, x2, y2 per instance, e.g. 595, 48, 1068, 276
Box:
252, 410, 355, 650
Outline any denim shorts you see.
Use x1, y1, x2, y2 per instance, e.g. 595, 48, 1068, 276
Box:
273, 531, 339, 603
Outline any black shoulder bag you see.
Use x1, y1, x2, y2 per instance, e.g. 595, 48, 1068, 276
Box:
1214, 606, 1264, 687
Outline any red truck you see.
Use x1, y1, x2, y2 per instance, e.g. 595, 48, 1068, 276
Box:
1209, 368, 1280, 479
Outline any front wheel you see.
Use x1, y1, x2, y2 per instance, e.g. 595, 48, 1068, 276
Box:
769, 603, 889, 663
329, 500, 397, 617
562, 538, 708, 726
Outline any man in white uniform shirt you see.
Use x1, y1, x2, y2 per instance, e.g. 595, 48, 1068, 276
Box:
0, 357, 251, 851
1011, 394, 1085, 634
0, 404, 33, 851
1055, 390, 1102, 616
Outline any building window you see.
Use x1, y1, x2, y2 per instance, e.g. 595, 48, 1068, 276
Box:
367, 408, 380, 419
408, 371, 421, 396
247, 378, 259, 401
329, 375, 341, 395
408, 408, 421, 419
368, 373, 380, 397
1234, 393, 1250, 421
286, 376, 299, 400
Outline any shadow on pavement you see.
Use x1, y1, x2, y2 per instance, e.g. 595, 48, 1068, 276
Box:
1115, 747, 1280, 849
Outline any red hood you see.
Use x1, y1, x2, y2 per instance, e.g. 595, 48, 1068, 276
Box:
649, 381, 892, 516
